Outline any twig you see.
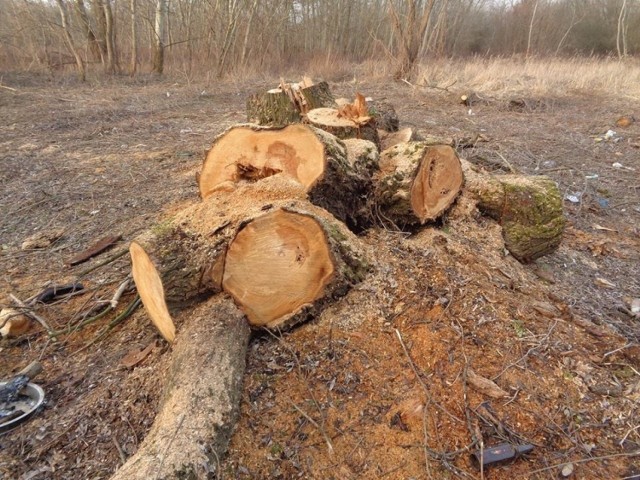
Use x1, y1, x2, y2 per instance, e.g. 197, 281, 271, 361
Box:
526, 450, 640, 475
77, 247, 128, 277
287, 400, 334, 454
110, 278, 130, 309
112, 436, 127, 465
9, 294, 55, 337
0, 84, 17, 92
494, 151, 517, 173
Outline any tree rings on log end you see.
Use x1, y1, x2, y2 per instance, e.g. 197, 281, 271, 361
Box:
222, 210, 334, 328
411, 145, 464, 223
199, 124, 325, 199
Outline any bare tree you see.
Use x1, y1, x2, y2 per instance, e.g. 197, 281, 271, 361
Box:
55, 0, 86, 80
152, 0, 168, 74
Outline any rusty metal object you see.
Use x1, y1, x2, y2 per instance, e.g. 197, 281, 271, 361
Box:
472, 443, 534, 469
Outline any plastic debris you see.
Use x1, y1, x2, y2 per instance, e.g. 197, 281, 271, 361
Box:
564, 193, 581, 203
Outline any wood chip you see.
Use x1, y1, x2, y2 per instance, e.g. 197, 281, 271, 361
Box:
68, 234, 122, 266
532, 301, 561, 318
467, 368, 508, 399
21, 227, 65, 250
569, 315, 611, 338
119, 342, 156, 368
594, 277, 616, 289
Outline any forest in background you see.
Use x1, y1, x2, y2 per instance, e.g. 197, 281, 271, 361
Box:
0, 0, 638, 81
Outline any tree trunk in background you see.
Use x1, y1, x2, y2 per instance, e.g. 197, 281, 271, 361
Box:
152, 0, 168, 74
91, 0, 108, 65
55, 0, 86, 81
129, 0, 137, 75
103, 0, 118, 73
74, 0, 102, 63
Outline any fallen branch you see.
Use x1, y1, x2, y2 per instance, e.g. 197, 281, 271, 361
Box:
9, 294, 55, 337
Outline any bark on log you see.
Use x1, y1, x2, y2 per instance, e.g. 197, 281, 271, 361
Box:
461, 159, 566, 262
342, 138, 380, 177
375, 142, 464, 227
246, 80, 336, 126
197, 123, 372, 230
306, 108, 380, 149
133, 187, 369, 330
369, 100, 399, 132
110, 296, 250, 480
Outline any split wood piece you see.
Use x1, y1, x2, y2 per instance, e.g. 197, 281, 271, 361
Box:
133, 190, 369, 330
246, 80, 336, 126
198, 123, 372, 230
375, 143, 464, 226
461, 159, 566, 262
68, 234, 121, 266
130, 242, 176, 343
306, 108, 380, 149
110, 296, 250, 480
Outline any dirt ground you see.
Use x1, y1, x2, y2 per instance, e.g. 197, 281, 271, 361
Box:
0, 71, 639, 480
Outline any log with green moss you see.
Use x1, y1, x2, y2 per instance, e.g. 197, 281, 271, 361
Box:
461, 159, 566, 262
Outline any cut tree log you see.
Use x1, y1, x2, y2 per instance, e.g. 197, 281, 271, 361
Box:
110, 295, 250, 480
375, 143, 464, 227
246, 79, 336, 126
461, 159, 566, 262
342, 138, 380, 177
306, 108, 380, 149
133, 185, 369, 330
378, 128, 454, 151
197, 123, 372, 230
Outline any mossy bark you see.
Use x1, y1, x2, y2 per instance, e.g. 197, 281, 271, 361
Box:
461, 159, 566, 262
110, 296, 250, 480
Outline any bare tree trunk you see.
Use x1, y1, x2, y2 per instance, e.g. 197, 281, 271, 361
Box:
74, 0, 101, 63
617, 0, 628, 59
90, 0, 108, 64
130, 0, 137, 75
55, 0, 86, 81
152, 0, 168, 74
526, 0, 539, 59
103, 0, 117, 73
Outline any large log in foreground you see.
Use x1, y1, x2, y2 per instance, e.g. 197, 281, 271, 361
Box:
375, 142, 464, 227
134, 185, 369, 329
198, 123, 372, 230
461, 159, 566, 262
110, 296, 250, 480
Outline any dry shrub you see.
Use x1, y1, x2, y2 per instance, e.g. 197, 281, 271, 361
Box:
416, 56, 640, 99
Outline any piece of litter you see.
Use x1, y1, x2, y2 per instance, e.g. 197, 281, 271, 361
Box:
612, 162, 623, 168
604, 130, 616, 139
561, 463, 574, 477
597, 197, 609, 208
595, 277, 616, 289
631, 298, 640, 314
585, 174, 599, 180
564, 194, 580, 203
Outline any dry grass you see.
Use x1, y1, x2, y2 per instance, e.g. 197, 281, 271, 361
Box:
416, 56, 640, 99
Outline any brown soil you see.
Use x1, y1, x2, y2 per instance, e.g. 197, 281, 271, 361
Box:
0, 74, 638, 480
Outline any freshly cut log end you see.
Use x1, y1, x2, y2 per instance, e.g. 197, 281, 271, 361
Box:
130, 241, 176, 343
222, 210, 334, 328
199, 124, 324, 199
306, 108, 380, 148
199, 124, 373, 230
376, 143, 464, 226
411, 146, 464, 223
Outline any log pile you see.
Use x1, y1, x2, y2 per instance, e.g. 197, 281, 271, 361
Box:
111, 79, 566, 479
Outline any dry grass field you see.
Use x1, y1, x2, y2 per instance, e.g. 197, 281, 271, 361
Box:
0, 57, 639, 479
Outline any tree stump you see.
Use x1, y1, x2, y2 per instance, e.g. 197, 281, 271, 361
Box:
133, 188, 369, 330
197, 123, 372, 230
375, 142, 464, 227
110, 296, 250, 480
246, 80, 336, 126
461, 159, 566, 262
306, 108, 380, 149
379, 128, 454, 152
